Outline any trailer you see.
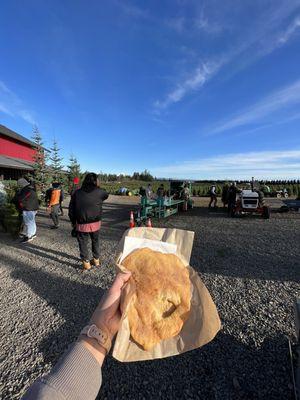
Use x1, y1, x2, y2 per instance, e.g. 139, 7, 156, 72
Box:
135, 180, 193, 224
281, 199, 300, 212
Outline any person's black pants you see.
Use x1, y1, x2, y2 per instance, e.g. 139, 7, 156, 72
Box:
77, 230, 100, 261
50, 204, 60, 226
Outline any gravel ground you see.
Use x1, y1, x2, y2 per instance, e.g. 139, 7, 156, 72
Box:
0, 196, 300, 399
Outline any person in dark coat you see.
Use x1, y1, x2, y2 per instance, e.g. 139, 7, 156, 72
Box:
69, 173, 108, 270
15, 178, 39, 243
221, 183, 229, 208
156, 184, 165, 198
227, 182, 238, 215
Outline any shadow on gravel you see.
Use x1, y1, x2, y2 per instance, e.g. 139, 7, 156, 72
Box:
1, 250, 294, 399
3, 252, 105, 364
21, 243, 80, 262
9, 243, 80, 270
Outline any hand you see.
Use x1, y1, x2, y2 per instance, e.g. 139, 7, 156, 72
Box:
79, 272, 131, 364
90, 272, 131, 337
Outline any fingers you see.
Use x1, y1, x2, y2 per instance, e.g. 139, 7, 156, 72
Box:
99, 272, 131, 311
111, 272, 131, 293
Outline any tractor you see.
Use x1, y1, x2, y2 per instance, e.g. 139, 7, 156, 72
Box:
230, 189, 270, 219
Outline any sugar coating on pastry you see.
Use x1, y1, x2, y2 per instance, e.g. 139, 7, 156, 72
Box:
122, 247, 191, 350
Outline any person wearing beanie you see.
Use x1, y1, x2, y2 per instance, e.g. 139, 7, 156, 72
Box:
68, 173, 108, 270
16, 178, 39, 243
45, 182, 64, 229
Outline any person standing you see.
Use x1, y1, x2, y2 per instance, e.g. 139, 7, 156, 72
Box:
45, 182, 64, 229
70, 176, 80, 197
208, 184, 217, 208
227, 182, 238, 215
181, 183, 190, 211
221, 183, 229, 208
15, 178, 39, 243
69, 173, 108, 270
146, 184, 153, 199
156, 184, 165, 198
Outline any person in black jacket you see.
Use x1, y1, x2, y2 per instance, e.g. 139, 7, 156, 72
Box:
69, 173, 108, 270
16, 178, 39, 243
227, 182, 238, 215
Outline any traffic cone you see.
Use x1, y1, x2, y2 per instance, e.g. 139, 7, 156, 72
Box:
129, 210, 135, 228
146, 217, 152, 227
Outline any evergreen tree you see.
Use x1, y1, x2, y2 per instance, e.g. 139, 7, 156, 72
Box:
50, 140, 64, 181
68, 154, 81, 183
31, 126, 49, 193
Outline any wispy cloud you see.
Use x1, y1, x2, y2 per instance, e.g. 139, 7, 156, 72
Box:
151, 150, 300, 179
154, 4, 300, 111
113, 0, 149, 20
278, 15, 300, 44
154, 61, 221, 110
209, 79, 300, 135
0, 80, 36, 124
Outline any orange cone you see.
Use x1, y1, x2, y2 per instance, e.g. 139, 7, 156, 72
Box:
146, 217, 152, 227
129, 210, 135, 228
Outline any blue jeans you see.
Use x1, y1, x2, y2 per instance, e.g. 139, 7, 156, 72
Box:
23, 211, 37, 238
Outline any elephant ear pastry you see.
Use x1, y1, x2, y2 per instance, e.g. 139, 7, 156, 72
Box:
122, 248, 191, 351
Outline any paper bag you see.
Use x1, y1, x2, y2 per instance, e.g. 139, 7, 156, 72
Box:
112, 227, 221, 362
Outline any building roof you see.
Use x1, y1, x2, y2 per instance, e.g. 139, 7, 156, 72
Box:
0, 124, 37, 147
0, 155, 34, 170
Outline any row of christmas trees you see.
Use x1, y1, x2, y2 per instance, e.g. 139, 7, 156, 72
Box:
31, 126, 81, 193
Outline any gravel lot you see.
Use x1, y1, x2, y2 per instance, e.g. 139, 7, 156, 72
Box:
0, 195, 300, 399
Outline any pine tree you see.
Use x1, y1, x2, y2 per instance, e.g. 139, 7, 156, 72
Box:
67, 154, 81, 183
50, 140, 64, 181
31, 126, 49, 193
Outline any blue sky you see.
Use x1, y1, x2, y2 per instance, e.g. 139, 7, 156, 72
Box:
0, 0, 300, 179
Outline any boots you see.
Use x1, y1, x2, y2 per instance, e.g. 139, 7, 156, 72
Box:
82, 260, 91, 270
91, 258, 100, 267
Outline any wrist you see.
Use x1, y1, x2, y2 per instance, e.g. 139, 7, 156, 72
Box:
78, 336, 106, 366
79, 323, 113, 365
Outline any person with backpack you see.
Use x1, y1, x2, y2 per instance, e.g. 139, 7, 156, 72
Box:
68, 173, 108, 270
15, 178, 39, 243
45, 182, 64, 229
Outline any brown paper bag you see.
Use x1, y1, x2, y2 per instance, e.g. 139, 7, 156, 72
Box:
112, 227, 221, 362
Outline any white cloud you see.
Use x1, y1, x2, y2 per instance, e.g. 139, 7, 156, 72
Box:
0, 103, 14, 117
209, 79, 300, 135
0, 80, 36, 125
151, 150, 300, 180
154, 61, 220, 110
278, 16, 300, 44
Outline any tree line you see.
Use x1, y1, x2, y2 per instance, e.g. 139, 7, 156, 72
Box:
31, 127, 299, 192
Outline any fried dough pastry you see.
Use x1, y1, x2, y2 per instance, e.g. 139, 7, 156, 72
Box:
122, 248, 191, 350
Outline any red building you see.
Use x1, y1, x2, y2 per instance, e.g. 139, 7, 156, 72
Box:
0, 124, 37, 180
